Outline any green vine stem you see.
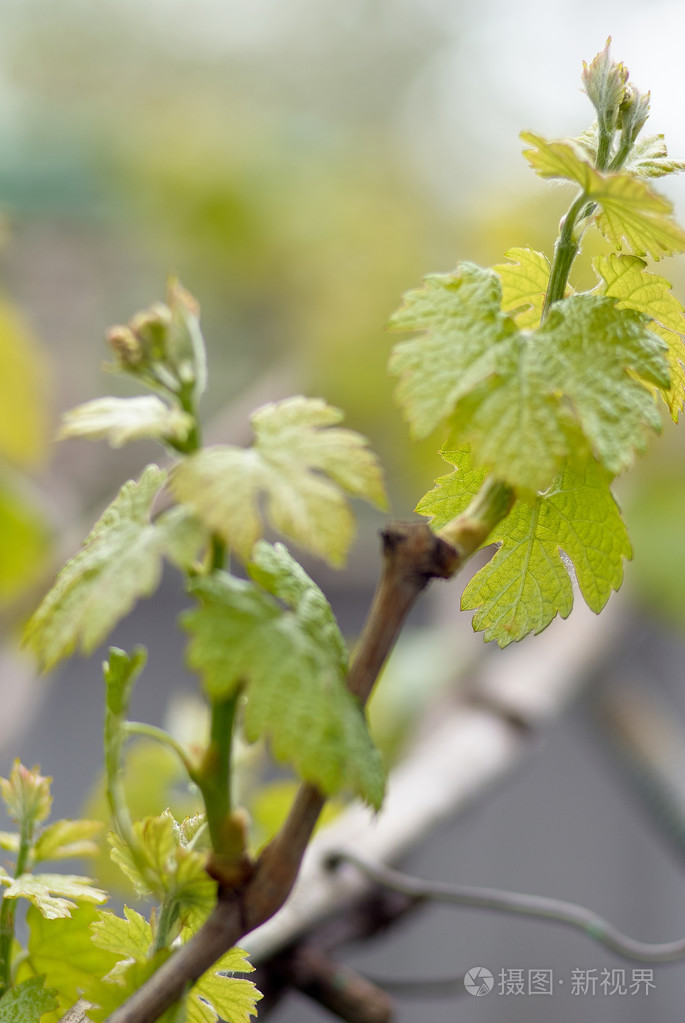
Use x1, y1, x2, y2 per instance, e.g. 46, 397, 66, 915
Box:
152, 898, 180, 956
541, 192, 590, 320
0, 816, 32, 995
436, 476, 514, 554
125, 722, 197, 779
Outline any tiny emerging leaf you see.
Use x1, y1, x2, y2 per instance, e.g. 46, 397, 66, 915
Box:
0, 761, 52, 830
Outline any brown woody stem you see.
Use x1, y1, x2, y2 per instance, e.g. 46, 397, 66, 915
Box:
105, 482, 510, 1023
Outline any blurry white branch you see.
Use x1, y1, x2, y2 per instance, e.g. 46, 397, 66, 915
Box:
244, 598, 623, 964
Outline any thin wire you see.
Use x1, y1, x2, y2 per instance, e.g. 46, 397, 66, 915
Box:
327, 850, 685, 964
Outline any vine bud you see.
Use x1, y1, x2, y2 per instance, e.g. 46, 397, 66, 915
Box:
582, 38, 628, 136
617, 82, 650, 147
0, 760, 52, 829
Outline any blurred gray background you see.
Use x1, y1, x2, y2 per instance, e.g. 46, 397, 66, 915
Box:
1, 1, 685, 1020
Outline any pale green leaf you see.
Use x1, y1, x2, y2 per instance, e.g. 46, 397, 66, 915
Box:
493, 247, 552, 328
594, 253, 685, 420
57, 396, 195, 448
107, 810, 176, 895
184, 546, 385, 808
91, 906, 153, 961
446, 331, 572, 493
594, 174, 685, 259
461, 456, 631, 645
171, 396, 386, 567
532, 294, 668, 476
107, 810, 217, 922
390, 265, 669, 492
23, 466, 206, 670
1, 872, 106, 919
521, 131, 685, 259
388, 263, 517, 438
520, 132, 600, 191
0, 761, 52, 828
415, 446, 487, 527
190, 947, 261, 1023
581, 39, 628, 131
17, 905, 119, 1015
80, 951, 173, 1023
0, 976, 58, 1023
624, 134, 685, 178
33, 819, 102, 863
248, 540, 348, 668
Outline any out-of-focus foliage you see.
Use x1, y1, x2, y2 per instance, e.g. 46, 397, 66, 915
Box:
0, 289, 51, 610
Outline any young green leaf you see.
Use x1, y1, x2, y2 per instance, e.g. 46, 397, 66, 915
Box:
184, 544, 385, 808
417, 448, 631, 644
521, 131, 685, 259
79, 951, 174, 1023
595, 174, 685, 259
57, 396, 195, 448
171, 396, 387, 567
390, 264, 669, 492
107, 811, 217, 927
520, 133, 600, 191
0, 873, 106, 920
388, 263, 517, 439
530, 294, 669, 476
466, 458, 630, 645
415, 446, 488, 527
189, 947, 261, 1023
91, 906, 153, 961
15, 905, 119, 1016
444, 331, 572, 493
32, 819, 102, 863
493, 247, 553, 328
247, 540, 348, 668
594, 253, 685, 419
624, 134, 685, 179
0, 762, 52, 829
23, 466, 207, 671
0, 976, 58, 1023
581, 38, 628, 136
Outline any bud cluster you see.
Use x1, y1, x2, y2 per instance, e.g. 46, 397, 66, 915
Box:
581, 38, 650, 171
107, 279, 207, 403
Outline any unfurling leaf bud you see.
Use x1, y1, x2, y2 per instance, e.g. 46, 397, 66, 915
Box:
0, 760, 52, 829
618, 82, 651, 147
582, 38, 628, 136
105, 281, 207, 401
107, 325, 144, 369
